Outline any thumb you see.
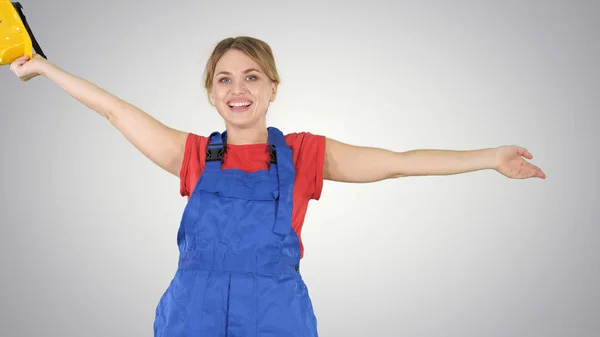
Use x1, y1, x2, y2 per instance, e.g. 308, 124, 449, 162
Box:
518, 147, 533, 159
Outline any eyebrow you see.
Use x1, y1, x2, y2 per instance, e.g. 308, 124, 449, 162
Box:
215, 68, 261, 77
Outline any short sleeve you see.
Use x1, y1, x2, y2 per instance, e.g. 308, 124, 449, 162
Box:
285, 132, 326, 200
179, 133, 209, 198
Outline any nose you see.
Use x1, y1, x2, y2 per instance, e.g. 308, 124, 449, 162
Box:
231, 79, 247, 94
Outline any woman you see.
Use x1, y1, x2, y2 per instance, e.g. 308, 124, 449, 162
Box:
9, 36, 546, 336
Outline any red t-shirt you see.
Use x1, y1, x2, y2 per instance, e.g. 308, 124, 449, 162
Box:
179, 131, 326, 258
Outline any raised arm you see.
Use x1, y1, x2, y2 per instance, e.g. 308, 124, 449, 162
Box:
323, 138, 546, 183
9, 55, 188, 177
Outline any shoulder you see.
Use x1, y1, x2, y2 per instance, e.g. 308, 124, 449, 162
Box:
186, 132, 209, 144
284, 131, 326, 150
182, 133, 209, 161
284, 132, 326, 162
284, 131, 327, 200
179, 133, 209, 197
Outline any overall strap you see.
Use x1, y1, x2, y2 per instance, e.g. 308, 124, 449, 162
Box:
268, 127, 296, 236
204, 131, 226, 172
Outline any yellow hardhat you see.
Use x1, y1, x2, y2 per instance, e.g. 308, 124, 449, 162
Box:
0, 1, 46, 65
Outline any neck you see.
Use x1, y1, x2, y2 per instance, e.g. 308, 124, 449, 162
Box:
225, 123, 268, 145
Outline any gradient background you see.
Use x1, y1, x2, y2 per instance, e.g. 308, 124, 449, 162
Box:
1, 0, 598, 336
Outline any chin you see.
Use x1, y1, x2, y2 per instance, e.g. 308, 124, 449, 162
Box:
220, 107, 265, 129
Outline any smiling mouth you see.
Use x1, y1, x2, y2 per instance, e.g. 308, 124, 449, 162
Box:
228, 101, 252, 108
228, 101, 253, 112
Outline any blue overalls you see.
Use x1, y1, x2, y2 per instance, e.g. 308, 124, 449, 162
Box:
154, 127, 319, 336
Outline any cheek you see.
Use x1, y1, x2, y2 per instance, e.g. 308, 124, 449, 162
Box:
249, 86, 271, 101
213, 88, 227, 100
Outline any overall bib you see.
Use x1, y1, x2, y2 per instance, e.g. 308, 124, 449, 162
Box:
154, 127, 319, 336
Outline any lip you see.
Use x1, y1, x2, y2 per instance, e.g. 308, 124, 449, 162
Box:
227, 98, 253, 104
226, 98, 253, 113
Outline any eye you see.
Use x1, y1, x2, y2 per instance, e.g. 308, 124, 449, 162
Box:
247, 75, 257, 81
219, 77, 230, 83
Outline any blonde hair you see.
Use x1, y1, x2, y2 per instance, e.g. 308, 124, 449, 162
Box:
203, 36, 280, 103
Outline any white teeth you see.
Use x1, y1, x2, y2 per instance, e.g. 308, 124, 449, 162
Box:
229, 101, 252, 107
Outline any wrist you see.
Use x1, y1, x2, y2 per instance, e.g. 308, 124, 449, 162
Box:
37, 59, 57, 77
488, 147, 500, 170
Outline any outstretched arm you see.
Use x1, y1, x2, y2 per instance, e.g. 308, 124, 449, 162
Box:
10, 55, 188, 177
323, 138, 546, 183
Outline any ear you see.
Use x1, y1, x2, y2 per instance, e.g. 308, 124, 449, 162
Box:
270, 83, 278, 102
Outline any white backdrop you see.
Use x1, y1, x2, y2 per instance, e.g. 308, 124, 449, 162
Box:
1, 0, 598, 336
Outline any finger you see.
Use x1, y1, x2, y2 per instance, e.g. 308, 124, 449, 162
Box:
10, 63, 23, 73
15, 60, 28, 67
12, 55, 29, 66
537, 168, 546, 179
519, 147, 533, 159
524, 162, 545, 179
527, 162, 545, 178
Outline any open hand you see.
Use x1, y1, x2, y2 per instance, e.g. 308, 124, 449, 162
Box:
495, 145, 546, 179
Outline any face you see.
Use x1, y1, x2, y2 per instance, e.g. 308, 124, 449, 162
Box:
210, 49, 277, 129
